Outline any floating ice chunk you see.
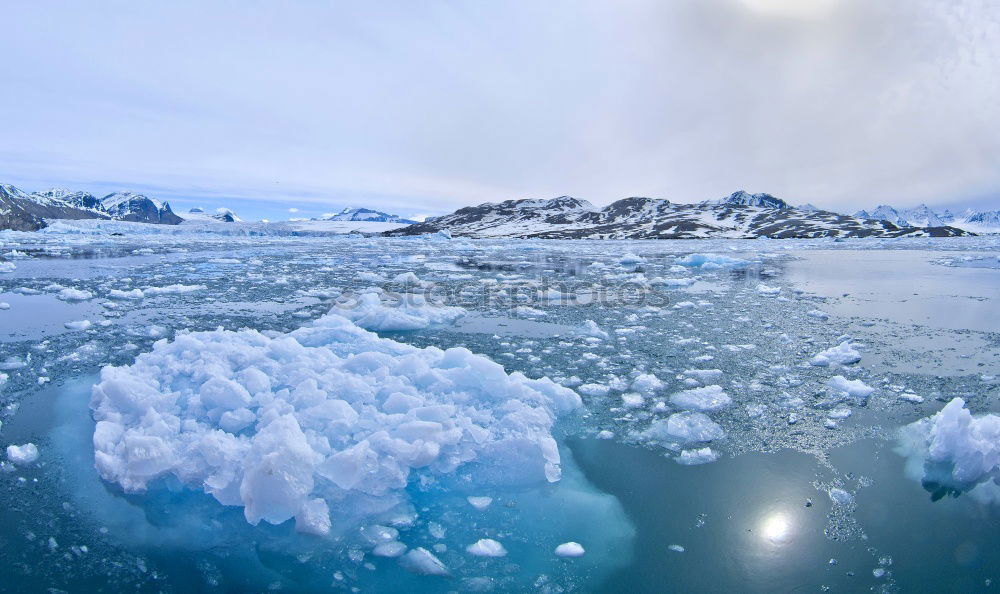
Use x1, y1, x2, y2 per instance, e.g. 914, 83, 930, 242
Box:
0, 261, 16, 273
681, 369, 723, 385
676, 447, 719, 465
756, 284, 781, 296
467, 496, 493, 510
0, 356, 27, 370
6, 443, 39, 465
673, 301, 696, 310
57, 288, 93, 301
675, 253, 748, 269
652, 277, 695, 288
828, 488, 854, 505
393, 271, 423, 285
578, 383, 610, 397
577, 320, 609, 340
0, 302, 9, 310
645, 412, 725, 444
90, 312, 581, 535
810, 342, 861, 366
827, 376, 874, 400
898, 398, 1000, 489
466, 539, 507, 557
597, 430, 615, 439
356, 271, 385, 283
898, 393, 924, 403
554, 542, 585, 557
621, 393, 645, 408
399, 547, 450, 576
806, 309, 830, 321
538, 287, 573, 302
670, 386, 731, 412
331, 291, 464, 331
668, 544, 685, 553
143, 284, 206, 296
373, 541, 407, 557
828, 406, 852, 419
64, 320, 93, 331
631, 373, 664, 395
619, 253, 644, 265
108, 288, 144, 300
295, 498, 332, 535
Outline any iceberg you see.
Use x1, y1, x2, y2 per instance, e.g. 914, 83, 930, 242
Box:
90, 310, 581, 535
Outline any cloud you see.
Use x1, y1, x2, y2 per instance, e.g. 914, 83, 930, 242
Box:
0, 0, 997, 215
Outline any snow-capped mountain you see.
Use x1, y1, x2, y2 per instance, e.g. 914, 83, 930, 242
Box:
853, 203, 999, 233
0, 183, 184, 231
181, 207, 243, 223
315, 207, 417, 224
706, 190, 788, 209
388, 191, 972, 239
100, 191, 182, 224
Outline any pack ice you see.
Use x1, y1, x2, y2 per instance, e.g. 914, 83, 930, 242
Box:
90, 311, 581, 535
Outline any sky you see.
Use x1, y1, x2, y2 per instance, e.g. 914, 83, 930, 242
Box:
2, 0, 999, 221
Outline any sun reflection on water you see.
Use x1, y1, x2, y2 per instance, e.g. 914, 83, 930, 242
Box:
761, 512, 793, 545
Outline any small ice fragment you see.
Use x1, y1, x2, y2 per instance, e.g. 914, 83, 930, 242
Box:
898, 393, 923, 403
873, 568, 886, 578
64, 320, 92, 331
827, 376, 874, 400
631, 373, 664, 394
676, 447, 718, 465
6, 443, 39, 466
0, 302, 10, 310
668, 544, 685, 553
466, 539, 507, 557
57, 288, 93, 301
467, 496, 493, 511
621, 393, 645, 408
756, 284, 781, 296
645, 412, 726, 444
373, 541, 407, 557
578, 383, 610, 397
810, 342, 861, 367
828, 488, 853, 505
597, 430, 615, 440
806, 309, 830, 321
670, 385, 731, 412
577, 320, 609, 340
554, 542, 585, 557
399, 547, 449, 576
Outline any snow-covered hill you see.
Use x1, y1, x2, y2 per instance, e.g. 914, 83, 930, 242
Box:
388, 191, 971, 239
180, 207, 243, 223
315, 207, 417, 224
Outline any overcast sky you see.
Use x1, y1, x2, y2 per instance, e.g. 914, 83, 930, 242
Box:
2, 0, 999, 220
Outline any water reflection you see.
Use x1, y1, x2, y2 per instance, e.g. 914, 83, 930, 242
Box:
760, 511, 793, 545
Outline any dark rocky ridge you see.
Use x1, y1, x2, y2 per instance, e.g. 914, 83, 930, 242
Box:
388, 191, 973, 239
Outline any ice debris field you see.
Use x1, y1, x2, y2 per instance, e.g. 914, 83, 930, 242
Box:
1, 228, 999, 592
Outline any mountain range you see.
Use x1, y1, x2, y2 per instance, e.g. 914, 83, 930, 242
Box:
3, 182, 995, 238
387, 191, 973, 239
1, 184, 180, 230
853, 204, 1000, 233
